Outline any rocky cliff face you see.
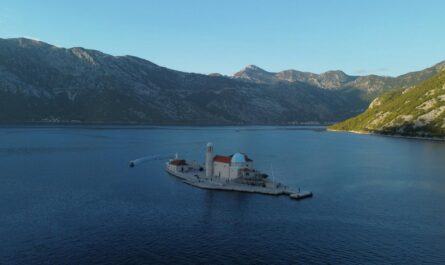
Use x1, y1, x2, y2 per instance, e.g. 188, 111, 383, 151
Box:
329, 70, 445, 137
0, 38, 367, 124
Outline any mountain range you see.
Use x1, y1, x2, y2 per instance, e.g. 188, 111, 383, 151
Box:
233, 62, 445, 99
0, 37, 444, 125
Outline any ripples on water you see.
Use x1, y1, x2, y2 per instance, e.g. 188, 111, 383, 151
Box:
0, 126, 445, 264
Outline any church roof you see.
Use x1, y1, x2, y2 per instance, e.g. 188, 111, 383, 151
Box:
231, 152, 246, 163
214, 155, 231, 164
213, 153, 253, 164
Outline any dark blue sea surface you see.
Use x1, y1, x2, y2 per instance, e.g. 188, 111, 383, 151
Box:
1, 126, 445, 264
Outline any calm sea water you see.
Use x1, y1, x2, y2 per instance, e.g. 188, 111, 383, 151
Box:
1, 126, 445, 264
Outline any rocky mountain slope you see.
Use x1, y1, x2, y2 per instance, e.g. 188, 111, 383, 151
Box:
0, 37, 367, 124
329, 69, 445, 138
234, 61, 445, 99
0, 37, 443, 125
234, 65, 355, 89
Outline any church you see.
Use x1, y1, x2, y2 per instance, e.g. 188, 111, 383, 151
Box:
205, 143, 255, 180
165, 142, 312, 200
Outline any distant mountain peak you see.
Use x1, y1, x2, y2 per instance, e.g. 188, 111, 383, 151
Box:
322, 70, 347, 75
10, 37, 52, 48
16, 37, 43, 43
208, 73, 223, 77
233, 65, 274, 83
245, 64, 266, 71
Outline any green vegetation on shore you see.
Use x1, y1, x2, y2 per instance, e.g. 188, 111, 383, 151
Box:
329, 70, 445, 138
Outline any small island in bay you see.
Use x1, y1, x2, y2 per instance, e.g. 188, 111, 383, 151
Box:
165, 143, 312, 200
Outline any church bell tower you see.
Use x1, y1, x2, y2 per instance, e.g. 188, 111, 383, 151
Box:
205, 142, 214, 178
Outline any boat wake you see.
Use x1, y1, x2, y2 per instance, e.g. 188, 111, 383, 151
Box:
129, 154, 173, 167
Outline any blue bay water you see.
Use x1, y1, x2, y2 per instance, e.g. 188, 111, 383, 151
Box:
1, 126, 445, 264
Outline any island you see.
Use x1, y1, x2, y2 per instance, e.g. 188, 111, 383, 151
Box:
165, 143, 312, 200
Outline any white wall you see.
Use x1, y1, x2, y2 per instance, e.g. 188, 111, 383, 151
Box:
213, 161, 230, 179
167, 164, 187, 173
229, 166, 240, 180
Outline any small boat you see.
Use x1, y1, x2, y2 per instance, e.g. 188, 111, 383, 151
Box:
289, 192, 313, 200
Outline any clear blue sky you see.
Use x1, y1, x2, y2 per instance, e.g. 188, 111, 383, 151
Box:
1, 0, 444, 76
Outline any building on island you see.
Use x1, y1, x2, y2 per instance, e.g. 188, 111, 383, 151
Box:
207, 143, 254, 180
164, 142, 313, 200
167, 143, 267, 181
167, 142, 268, 185
166, 159, 188, 173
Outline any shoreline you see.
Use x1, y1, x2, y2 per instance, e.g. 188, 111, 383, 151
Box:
0, 120, 333, 127
327, 128, 445, 142
3, 122, 443, 142
0, 123, 328, 130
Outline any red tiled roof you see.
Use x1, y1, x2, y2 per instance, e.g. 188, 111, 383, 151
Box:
170, 159, 187, 166
213, 155, 231, 164
213, 154, 253, 163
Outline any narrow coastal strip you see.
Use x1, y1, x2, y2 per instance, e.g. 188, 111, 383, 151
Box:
327, 128, 445, 141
